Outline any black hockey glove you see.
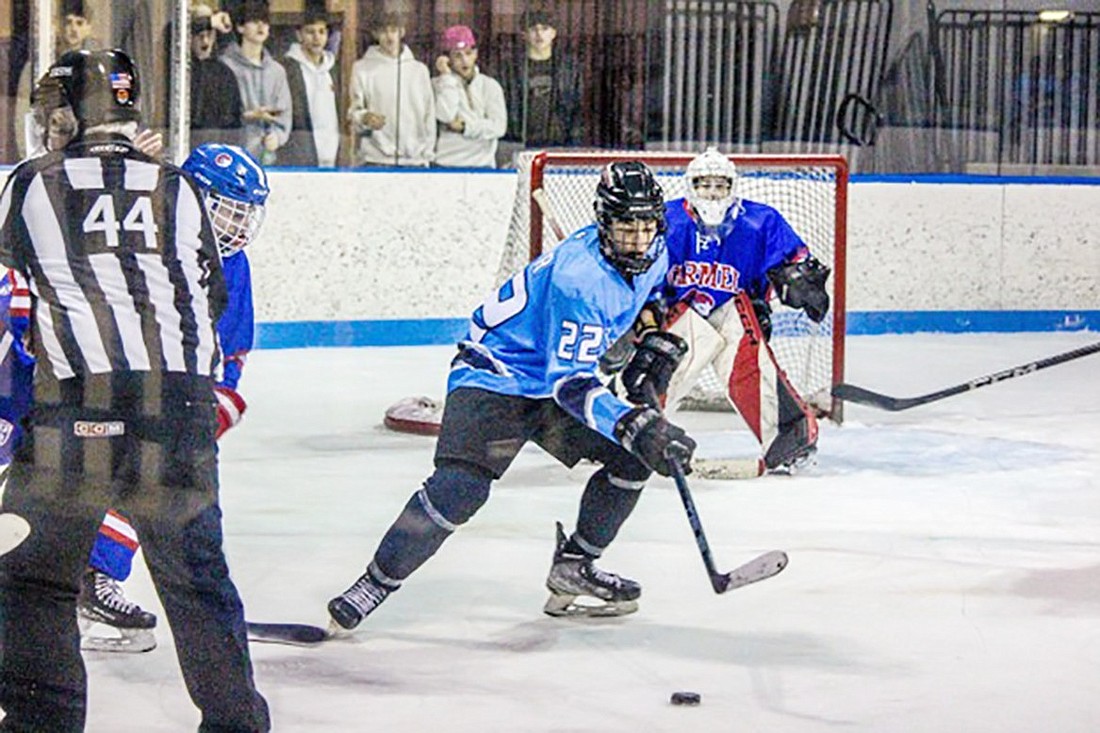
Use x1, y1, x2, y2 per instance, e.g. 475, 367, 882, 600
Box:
619, 331, 688, 407
614, 407, 697, 477
767, 257, 831, 323
750, 298, 773, 341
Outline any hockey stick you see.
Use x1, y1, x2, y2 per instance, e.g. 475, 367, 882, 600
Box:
666, 456, 788, 593
645, 383, 788, 593
247, 621, 330, 646
833, 339, 1100, 412
531, 187, 568, 242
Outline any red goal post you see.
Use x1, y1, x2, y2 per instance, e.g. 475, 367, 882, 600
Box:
500, 150, 848, 423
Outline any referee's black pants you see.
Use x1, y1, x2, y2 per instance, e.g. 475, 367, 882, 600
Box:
0, 376, 269, 732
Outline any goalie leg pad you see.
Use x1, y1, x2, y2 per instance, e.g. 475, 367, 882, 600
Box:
662, 302, 729, 411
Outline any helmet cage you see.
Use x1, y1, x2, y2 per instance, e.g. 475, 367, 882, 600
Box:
206, 191, 266, 258
685, 148, 739, 228
181, 143, 270, 258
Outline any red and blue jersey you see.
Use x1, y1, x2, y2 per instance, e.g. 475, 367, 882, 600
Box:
663, 198, 809, 316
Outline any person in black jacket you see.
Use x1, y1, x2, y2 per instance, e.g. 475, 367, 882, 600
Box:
280, 7, 341, 167
189, 3, 244, 147
497, 10, 584, 151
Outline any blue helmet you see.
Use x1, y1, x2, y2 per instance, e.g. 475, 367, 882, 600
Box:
182, 143, 270, 257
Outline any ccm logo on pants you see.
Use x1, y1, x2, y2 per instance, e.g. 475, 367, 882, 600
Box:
73, 421, 126, 438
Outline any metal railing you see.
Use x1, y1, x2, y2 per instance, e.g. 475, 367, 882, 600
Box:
932, 7, 1100, 170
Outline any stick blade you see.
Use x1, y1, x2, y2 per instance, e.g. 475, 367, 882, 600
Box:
247, 622, 330, 646
832, 383, 909, 411
713, 550, 788, 593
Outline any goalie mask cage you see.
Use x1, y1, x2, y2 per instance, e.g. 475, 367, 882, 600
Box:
497, 150, 848, 423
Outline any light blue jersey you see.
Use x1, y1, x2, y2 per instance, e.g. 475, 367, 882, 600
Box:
449, 224, 667, 443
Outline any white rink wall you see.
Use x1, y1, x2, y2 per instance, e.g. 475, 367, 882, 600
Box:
255, 170, 1100, 325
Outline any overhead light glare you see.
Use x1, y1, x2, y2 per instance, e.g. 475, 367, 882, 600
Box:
1038, 10, 1073, 23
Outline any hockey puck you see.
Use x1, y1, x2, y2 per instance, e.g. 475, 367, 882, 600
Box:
670, 691, 701, 706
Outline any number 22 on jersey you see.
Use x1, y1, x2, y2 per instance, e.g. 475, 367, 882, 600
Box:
471, 267, 606, 364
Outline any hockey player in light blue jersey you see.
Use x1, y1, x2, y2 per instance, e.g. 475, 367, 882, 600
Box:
329, 161, 697, 626
659, 147, 831, 473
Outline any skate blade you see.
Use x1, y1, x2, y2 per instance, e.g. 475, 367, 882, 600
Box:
325, 618, 356, 639
543, 593, 639, 618
80, 626, 157, 654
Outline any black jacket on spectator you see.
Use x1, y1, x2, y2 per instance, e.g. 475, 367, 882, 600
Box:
497, 50, 584, 147
190, 56, 244, 148
279, 54, 342, 167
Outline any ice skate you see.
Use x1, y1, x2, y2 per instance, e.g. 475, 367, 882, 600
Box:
543, 522, 640, 618
327, 567, 397, 632
78, 570, 157, 653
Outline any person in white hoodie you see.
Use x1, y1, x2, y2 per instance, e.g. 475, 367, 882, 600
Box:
432, 25, 507, 169
219, 1, 292, 165
281, 7, 341, 167
348, 11, 435, 167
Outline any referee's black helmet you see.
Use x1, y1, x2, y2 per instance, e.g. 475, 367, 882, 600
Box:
48, 48, 141, 131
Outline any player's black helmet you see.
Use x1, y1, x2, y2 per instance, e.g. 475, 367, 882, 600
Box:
594, 161, 667, 275
48, 48, 141, 133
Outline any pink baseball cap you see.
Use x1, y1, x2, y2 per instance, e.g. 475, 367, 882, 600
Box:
442, 25, 476, 52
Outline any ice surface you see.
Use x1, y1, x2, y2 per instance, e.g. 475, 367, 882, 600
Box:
68, 333, 1100, 732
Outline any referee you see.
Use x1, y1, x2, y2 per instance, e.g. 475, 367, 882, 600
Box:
0, 49, 269, 732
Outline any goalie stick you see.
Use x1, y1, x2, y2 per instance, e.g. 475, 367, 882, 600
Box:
833, 339, 1100, 412
646, 383, 788, 593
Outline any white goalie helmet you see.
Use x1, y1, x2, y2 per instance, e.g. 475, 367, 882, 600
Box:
684, 147, 739, 228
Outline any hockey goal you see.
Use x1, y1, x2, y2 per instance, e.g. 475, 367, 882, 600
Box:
497, 150, 848, 423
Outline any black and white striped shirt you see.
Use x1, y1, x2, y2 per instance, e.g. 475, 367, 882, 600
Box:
0, 135, 226, 383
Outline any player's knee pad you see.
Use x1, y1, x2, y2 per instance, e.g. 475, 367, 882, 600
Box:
602, 449, 652, 484
422, 461, 493, 527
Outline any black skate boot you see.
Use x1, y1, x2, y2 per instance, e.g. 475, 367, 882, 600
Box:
78, 570, 157, 653
544, 522, 641, 618
327, 565, 399, 633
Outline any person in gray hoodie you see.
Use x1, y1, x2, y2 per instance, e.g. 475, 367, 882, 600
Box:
432, 25, 507, 168
219, 1, 292, 164
348, 10, 435, 167
281, 7, 341, 167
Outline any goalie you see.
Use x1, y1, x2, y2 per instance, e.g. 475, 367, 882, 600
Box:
628, 148, 830, 474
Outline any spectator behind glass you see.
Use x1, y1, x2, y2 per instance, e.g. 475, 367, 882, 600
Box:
14, 0, 100, 159
432, 25, 507, 168
280, 7, 341, 167
498, 9, 584, 155
348, 10, 435, 167
219, 0, 292, 164
188, 3, 243, 148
